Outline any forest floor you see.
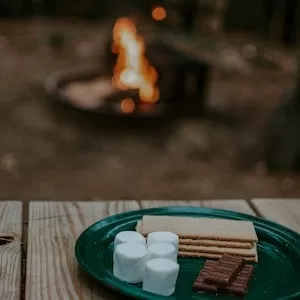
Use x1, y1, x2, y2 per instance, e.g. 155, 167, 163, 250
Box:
0, 19, 299, 201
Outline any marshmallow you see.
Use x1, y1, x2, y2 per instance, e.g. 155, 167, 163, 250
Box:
147, 232, 179, 251
114, 231, 146, 250
148, 242, 177, 262
113, 243, 148, 283
142, 258, 180, 296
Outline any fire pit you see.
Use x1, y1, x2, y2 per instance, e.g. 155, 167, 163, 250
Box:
45, 18, 211, 118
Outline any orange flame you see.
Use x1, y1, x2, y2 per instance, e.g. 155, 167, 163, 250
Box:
112, 17, 159, 104
152, 6, 167, 21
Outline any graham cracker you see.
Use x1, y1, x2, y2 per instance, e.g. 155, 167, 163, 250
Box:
138, 215, 258, 242
178, 243, 257, 257
179, 238, 253, 249
135, 220, 142, 232
178, 251, 258, 262
136, 221, 252, 248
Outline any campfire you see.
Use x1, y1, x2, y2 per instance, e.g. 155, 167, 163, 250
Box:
46, 17, 210, 118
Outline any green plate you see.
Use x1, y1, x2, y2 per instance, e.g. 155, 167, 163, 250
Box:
75, 207, 300, 300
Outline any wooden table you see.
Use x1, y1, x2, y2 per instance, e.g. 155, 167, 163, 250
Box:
1, 199, 300, 299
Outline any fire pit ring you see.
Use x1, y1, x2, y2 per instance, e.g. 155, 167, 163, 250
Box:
45, 66, 181, 118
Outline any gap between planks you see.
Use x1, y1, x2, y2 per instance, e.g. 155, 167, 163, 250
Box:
21, 201, 29, 300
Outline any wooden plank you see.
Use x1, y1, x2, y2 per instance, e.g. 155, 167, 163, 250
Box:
251, 199, 300, 233
26, 201, 140, 300
140, 200, 255, 215
0, 201, 22, 300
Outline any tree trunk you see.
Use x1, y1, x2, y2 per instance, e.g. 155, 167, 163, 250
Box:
180, 0, 199, 32
20, 0, 34, 16
264, 47, 300, 171
0, 0, 22, 17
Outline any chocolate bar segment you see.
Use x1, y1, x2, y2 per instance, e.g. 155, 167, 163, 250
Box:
221, 265, 254, 297
192, 260, 218, 292
193, 279, 218, 293
203, 254, 245, 286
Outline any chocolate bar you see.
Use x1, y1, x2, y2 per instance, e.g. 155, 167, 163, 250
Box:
193, 260, 254, 297
203, 254, 245, 286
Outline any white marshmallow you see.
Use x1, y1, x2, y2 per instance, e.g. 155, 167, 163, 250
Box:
147, 232, 179, 252
142, 258, 180, 296
114, 231, 146, 250
113, 243, 148, 283
147, 242, 177, 262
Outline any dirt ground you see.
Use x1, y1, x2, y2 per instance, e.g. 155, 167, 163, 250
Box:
0, 19, 300, 201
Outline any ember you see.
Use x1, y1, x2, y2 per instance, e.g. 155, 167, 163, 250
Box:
152, 6, 167, 21
120, 97, 135, 114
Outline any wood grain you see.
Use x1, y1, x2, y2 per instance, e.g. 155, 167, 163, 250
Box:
0, 201, 22, 300
26, 201, 139, 300
251, 199, 300, 233
140, 200, 255, 215
201, 200, 255, 215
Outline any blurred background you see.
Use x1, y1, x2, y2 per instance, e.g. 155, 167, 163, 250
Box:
0, 0, 300, 200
